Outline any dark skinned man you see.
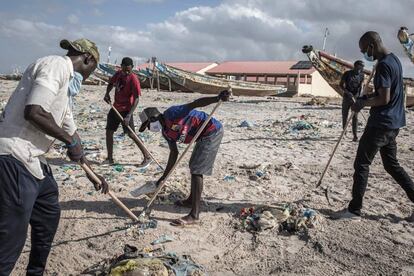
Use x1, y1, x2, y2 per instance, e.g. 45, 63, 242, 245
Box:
0, 39, 108, 275
339, 60, 365, 141
104, 57, 151, 167
138, 91, 230, 226
334, 31, 414, 221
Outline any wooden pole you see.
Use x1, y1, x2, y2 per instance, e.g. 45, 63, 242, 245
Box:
316, 111, 355, 188
110, 104, 164, 171
79, 163, 139, 222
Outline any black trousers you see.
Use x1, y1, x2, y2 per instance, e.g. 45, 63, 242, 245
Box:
0, 155, 60, 276
342, 96, 358, 138
348, 127, 414, 215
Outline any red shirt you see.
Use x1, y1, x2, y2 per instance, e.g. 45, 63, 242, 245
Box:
110, 70, 141, 112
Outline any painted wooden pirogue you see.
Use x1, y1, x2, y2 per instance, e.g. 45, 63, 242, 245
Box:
155, 63, 288, 97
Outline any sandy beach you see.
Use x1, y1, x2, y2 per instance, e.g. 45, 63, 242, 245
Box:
1, 79, 413, 275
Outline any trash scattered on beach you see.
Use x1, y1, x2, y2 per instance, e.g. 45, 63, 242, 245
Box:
82, 243, 205, 276
237, 203, 319, 235
303, 97, 327, 106
239, 120, 255, 129
151, 235, 174, 245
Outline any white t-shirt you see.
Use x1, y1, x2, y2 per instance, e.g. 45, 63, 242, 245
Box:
0, 55, 77, 179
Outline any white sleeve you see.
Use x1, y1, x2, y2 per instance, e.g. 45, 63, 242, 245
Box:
62, 108, 77, 136
25, 59, 68, 112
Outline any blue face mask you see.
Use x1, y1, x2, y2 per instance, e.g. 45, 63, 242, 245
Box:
68, 71, 83, 98
363, 45, 375, 62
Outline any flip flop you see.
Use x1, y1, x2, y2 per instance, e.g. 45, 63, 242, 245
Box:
136, 159, 153, 170
170, 218, 200, 227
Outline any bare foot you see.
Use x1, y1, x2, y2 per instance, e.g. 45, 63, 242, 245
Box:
103, 158, 114, 165
171, 214, 200, 227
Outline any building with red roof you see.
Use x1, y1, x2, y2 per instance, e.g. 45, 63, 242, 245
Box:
206, 60, 338, 97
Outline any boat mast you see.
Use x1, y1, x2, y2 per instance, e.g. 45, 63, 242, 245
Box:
322, 28, 329, 51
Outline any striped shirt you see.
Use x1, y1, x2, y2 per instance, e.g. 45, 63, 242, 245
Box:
162, 105, 222, 144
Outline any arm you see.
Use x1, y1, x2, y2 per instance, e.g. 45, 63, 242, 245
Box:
339, 74, 346, 90
124, 96, 139, 126
185, 90, 230, 110
25, 106, 108, 193
156, 140, 179, 185
185, 95, 220, 110
104, 72, 118, 104
352, 63, 392, 112
104, 83, 114, 104
24, 105, 73, 144
363, 87, 390, 107
124, 77, 141, 124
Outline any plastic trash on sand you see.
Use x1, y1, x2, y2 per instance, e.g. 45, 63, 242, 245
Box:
223, 175, 236, 182
239, 120, 255, 128
130, 181, 158, 197
151, 234, 174, 245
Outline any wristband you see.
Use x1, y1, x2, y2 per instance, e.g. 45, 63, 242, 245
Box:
65, 138, 78, 149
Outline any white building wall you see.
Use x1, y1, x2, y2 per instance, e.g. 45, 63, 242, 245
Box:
297, 71, 340, 98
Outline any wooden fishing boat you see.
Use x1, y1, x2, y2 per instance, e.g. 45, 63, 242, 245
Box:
155, 63, 287, 97
138, 68, 192, 92
302, 45, 414, 107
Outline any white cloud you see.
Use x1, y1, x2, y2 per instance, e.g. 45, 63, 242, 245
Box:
0, 0, 413, 76
92, 8, 104, 17
67, 14, 79, 24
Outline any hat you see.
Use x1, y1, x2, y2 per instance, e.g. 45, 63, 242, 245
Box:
139, 107, 162, 132
60, 38, 100, 63
121, 57, 133, 66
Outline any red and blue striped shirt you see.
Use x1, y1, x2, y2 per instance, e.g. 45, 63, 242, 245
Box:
162, 105, 222, 144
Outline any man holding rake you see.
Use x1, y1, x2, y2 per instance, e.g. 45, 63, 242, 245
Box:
138, 90, 230, 226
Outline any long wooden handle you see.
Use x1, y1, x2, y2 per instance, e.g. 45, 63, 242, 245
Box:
110, 104, 164, 171
79, 162, 139, 222
316, 111, 355, 188
139, 100, 223, 216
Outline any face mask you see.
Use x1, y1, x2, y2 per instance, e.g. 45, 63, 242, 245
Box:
149, 121, 162, 132
68, 71, 83, 98
363, 45, 375, 62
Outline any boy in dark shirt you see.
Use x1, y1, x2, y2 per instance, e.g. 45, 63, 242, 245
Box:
340, 60, 365, 141
334, 31, 414, 221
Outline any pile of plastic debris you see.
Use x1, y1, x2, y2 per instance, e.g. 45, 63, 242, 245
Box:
289, 120, 315, 131
82, 244, 204, 276
237, 203, 319, 235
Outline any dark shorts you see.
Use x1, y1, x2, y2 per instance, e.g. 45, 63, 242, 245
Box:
189, 128, 224, 175
0, 155, 60, 275
106, 109, 135, 132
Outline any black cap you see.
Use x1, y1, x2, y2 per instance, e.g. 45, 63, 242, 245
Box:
121, 57, 133, 66
139, 107, 162, 132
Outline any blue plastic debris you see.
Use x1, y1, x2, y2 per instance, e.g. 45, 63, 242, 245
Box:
239, 120, 255, 128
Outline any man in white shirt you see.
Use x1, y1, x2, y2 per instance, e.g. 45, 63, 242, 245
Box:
0, 38, 108, 275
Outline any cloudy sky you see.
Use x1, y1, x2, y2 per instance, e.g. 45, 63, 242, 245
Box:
0, 0, 413, 76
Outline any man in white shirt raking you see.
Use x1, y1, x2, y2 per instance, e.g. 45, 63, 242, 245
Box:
0, 38, 109, 275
